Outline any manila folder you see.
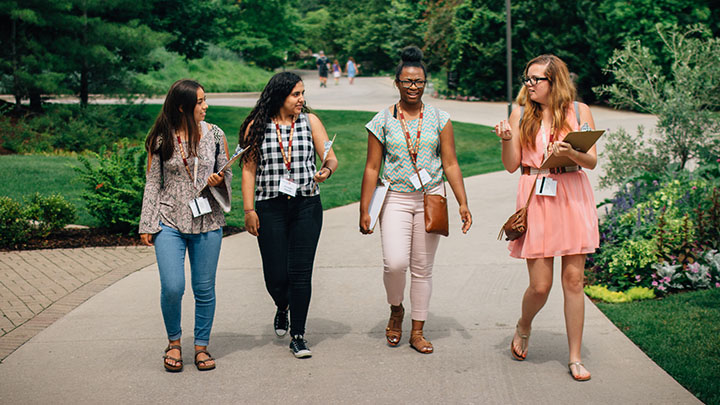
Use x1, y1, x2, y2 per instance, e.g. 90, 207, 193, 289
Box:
539, 129, 604, 169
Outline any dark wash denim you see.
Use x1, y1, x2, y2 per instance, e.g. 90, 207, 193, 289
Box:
255, 195, 323, 336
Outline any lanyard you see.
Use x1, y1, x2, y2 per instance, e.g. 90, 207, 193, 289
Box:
176, 134, 198, 186
275, 117, 295, 172
540, 121, 555, 159
397, 103, 424, 163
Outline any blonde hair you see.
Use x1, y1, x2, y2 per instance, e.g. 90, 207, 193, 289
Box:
516, 54, 576, 149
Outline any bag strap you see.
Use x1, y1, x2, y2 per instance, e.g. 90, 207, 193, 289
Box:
523, 174, 540, 208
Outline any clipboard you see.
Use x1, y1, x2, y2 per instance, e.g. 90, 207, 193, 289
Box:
539, 129, 604, 169
368, 178, 389, 231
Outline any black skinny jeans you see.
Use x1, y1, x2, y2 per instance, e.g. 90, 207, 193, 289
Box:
255, 195, 323, 336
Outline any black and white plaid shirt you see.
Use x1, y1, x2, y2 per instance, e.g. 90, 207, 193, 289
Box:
255, 113, 319, 201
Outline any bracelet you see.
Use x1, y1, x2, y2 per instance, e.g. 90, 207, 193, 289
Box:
323, 166, 334, 178
501, 137, 512, 142
244, 209, 255, 214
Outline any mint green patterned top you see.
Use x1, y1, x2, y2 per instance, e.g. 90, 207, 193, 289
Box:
365, 105, 450, 192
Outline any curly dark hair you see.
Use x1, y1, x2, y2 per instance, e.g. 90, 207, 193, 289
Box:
145, 79, 203, 161
239, 72, 310, 164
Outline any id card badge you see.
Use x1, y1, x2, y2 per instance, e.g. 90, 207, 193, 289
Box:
189, 196, 212, 217
279, 177, 298, 196
409, 168, 432, 190
535, 177, 557, 197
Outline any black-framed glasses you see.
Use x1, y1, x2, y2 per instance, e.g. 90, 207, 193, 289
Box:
522, 76, 549, 86
398, 79, 427, 89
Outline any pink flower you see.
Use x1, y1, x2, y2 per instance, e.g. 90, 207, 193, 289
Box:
653, 180, 659, 186
663, 276, 671, 283
716, 282, 720, 288
652, 281, 658, 287
657, 285, 666, 291
692, 186, 697, 190
635, 275, 642, 281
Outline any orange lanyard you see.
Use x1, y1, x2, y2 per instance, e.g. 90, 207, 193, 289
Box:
274, 117, 295, 172
176, 135, 194, 183
397, 104, 424, 163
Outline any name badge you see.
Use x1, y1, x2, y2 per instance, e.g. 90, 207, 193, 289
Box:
535, 177, 557, 197
189, 196, 212, 217
279, 177, 298, 196
409, 168, 432, 190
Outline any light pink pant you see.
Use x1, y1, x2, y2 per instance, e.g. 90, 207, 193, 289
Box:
379, 187, 441, 321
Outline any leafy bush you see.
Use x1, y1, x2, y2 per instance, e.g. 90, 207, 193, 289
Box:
74, 141, 146, 234
23, 193, 76, 238
0, 104, 154, 154
0, 196, 31, 248
596, 24, 720, 185
584, 285, 655, 303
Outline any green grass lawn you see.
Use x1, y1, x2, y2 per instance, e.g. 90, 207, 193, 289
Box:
0, 106, 500, 228
596, 289, 720, 404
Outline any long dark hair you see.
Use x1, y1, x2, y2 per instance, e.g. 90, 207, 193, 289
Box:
145, 79, 204, 160
239, 72, 308, 164
394, 46, 426, 81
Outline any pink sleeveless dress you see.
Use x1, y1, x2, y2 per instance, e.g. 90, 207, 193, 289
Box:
508, 109, 599, 259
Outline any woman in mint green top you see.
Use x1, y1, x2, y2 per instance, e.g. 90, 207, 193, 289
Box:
359, 46, 472, 355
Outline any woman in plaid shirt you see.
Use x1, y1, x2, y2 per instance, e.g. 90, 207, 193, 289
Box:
239, 72, 339, 358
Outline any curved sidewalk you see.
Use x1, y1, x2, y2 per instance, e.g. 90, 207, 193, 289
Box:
0, 77, 699, 403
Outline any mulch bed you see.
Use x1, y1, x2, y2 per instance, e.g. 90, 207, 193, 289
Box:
3, 226, 245, 251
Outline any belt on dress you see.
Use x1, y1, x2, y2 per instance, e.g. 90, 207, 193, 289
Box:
521, 165, 581, 175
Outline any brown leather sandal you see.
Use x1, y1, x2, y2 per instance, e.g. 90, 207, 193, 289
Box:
409, 329, 433, 354
194, 349, 216, 371
385, 304, 404, 346
163, 344, 183, 372
511, 323, 530, 361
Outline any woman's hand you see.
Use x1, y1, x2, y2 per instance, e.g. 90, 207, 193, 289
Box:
359, 212, 373, 235
494, 120, 513, 141
207, 171, 224, 187
140, 233, 153, 246
313, 167, 332, 183
550, 141, 575, 157
459, 205, 472, 234
245, 210, 260, 236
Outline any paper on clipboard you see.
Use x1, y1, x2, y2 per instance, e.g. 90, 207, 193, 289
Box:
368, 178, 389, 231
322, 134, 336, 163
539, 129, 604, 169
218, 144, 246, 173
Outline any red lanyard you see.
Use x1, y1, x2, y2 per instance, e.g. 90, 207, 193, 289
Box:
275, 117, 295, 172
176, 134, 194, 182
397, 104, 424, 163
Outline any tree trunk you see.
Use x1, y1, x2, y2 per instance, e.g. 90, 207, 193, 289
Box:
29, 92, 43, 113
80, 4, 89, 108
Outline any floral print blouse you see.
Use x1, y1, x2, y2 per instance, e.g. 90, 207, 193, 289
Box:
139, 121, 232, 234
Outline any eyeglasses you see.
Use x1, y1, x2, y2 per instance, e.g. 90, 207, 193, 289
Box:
398, 79, 427, 89
522, 76, 549, 86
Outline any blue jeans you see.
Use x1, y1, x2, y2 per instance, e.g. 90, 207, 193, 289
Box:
256, 195, 323, 336
154, 223, 222, 346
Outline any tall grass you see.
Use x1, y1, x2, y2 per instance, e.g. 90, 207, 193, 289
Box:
136, 47, 273, 94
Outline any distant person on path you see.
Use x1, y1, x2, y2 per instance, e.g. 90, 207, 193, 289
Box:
346, 57, 358, 85
239, 71, 338, 358
359, 46, 472, 354
494, 54, 599, 381
332, 59, 342, 85
139, 79, 232, 372
316, 51, 330, 88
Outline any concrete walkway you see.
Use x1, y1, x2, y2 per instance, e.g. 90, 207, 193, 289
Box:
0, 74, 699, 404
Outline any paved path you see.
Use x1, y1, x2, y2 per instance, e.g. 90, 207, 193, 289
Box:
0, 74, 700, 403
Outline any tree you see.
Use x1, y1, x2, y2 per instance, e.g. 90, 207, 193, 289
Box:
143, 0, 222, 60
596, 24, 720, 185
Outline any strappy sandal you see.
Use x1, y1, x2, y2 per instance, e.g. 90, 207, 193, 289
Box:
194, 349, 216, 371
510, 323, 530, 361
568, 361, 591, 381
163, 344, 183, 372
385, 304, 404, 346
409, 329, 433, 354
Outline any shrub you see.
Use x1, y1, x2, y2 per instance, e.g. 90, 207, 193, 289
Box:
596, 24, 720, 186
74, 141, 146, 234
0, 196, 31, 248
584, 285, 655, 303
23, 193, 76, 238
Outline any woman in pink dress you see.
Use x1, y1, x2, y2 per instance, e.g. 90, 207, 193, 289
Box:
494, 54, 599, 381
